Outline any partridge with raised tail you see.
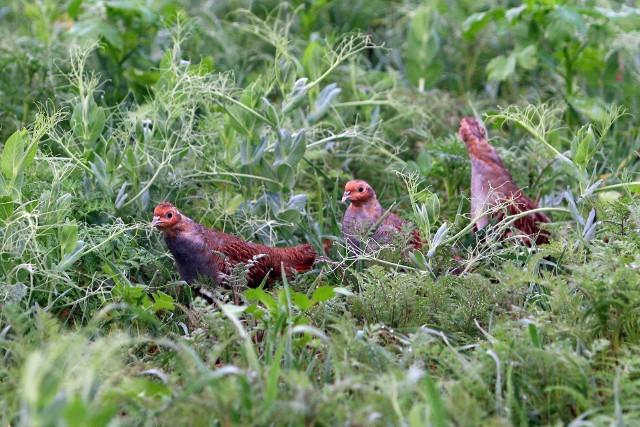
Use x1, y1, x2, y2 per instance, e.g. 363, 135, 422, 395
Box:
459, 117, 550, 245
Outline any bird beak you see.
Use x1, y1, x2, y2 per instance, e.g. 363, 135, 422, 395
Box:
151, 216, 162, 228
341, 191, 351, 203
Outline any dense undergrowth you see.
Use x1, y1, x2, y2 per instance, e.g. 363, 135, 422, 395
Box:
1, 0, 640, 425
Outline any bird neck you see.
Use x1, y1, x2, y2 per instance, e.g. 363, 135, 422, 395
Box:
348, 199, 383, 217
162, 215, 198, 239
468, 143, 506, 170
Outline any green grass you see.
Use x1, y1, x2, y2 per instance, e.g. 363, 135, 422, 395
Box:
2, 0, 640, 425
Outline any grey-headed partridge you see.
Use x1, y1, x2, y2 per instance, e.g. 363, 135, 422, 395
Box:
152, 202, 317, 287
341, 180, 422, 254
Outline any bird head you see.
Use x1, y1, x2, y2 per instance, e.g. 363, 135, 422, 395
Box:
342, 180, 376, 205
151, 202, 182, 231
459, 117, 491, 157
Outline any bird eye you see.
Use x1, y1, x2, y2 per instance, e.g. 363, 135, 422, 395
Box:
167, 212, 173, 218
358, 187, 364, 192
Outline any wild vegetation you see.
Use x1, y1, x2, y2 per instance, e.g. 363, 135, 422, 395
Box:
1, 0, 640, 425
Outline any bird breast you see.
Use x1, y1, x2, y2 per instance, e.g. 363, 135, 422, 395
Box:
470, 155, 510, 229
164, 229, 220, 283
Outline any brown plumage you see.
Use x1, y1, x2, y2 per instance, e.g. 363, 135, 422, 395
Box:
151, 202, 317, 287
458, 117, 550, 245
341, 180, 423, 253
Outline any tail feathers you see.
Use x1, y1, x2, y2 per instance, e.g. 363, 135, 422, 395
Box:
275, 243, 317, 274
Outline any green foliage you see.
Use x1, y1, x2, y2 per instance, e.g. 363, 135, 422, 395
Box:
1, 0, 640, 425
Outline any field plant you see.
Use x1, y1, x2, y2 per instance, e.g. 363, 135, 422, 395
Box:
1, 0, 640, 425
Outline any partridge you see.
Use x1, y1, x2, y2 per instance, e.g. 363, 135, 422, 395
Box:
152, 202, 317, 287
458, 117, 550, 245
341, 180, 422, 253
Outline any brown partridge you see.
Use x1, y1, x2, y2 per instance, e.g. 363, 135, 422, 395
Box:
458, 117, 550, 245
341, 180, 423, 254
152, 203, 317, 287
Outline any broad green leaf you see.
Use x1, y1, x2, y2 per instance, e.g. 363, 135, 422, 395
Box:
545, 6, 586, 44
123, 68, 161, 87
486, 54, 516, 81
425, 193, 440, 223
302, 39, 324, 80
405, 6, 443, 88
292, 293, 313, 311
59, 240, 86, 270
244, 288, 277, 313
308, 84, 341, 123
67, 0, 84, 19
151, 291, 175, 312
505, 4, 527, 22
571, 125, 596, 167
423, 376, 449, 427
515, 45, 538, 70
410, 249, 429, 269
286, 130, 306, 167
279, 209, 301, 224
0, 196, 14, 220
63, 397, 89, 427
88, 105, 106, 143
527, 322, 541, 348
1, 129, 27, 180
311, 286, 336, 303
276, 163, 295, 190
245, 304, 266, 320
462, 9, 506, 39
60, 220, 79, 258
567, 96, 610, 124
